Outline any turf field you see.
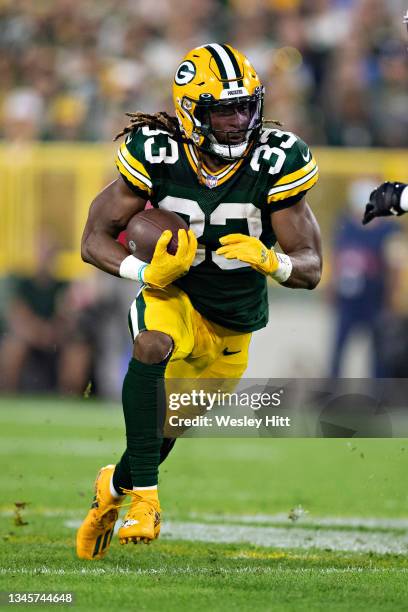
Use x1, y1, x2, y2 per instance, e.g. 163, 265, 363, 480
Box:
0, 397, 407, 611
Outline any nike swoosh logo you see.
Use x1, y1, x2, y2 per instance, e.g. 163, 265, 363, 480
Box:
223, 348, 241, 356
301, 148, 311, 162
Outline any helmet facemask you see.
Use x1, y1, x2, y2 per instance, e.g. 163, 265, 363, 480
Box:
182, 87, 264, 162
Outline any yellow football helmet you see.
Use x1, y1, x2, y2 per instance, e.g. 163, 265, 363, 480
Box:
173, 44, 264, 161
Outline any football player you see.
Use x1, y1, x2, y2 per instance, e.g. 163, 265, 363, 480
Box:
76, 43, 322, 559
362, 12, 408, 225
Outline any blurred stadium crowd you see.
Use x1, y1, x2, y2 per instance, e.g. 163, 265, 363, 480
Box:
1, 0, 408, 146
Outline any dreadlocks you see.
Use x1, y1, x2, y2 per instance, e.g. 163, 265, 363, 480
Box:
114, 112, 182, 142
114, 112, 282, 142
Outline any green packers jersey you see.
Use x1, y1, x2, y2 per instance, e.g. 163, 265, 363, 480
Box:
116, 126, 319, 332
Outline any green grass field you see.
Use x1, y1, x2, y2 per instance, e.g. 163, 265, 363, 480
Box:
1, 397, 408, 611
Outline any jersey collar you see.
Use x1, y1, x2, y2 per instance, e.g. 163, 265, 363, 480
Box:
182, 142, 246, 188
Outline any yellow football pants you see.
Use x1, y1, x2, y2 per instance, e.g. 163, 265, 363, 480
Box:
128, 284, 251, 380
128, 284, 252, 436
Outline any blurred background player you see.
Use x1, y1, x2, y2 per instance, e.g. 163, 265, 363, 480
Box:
0, 234, 94, 394
362, 11, 408, 226
329, 179, 401, 377
76, 43, 322, 559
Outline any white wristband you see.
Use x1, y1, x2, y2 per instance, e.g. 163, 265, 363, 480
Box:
270, 252, 293, 283
119, 254, 147, 283
400, 185, 408, 212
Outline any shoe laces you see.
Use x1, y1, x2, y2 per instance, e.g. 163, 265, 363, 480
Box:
92, 490, 159, 528
119, 489, 159, 518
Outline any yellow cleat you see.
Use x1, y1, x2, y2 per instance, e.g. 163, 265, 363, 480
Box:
76, 464, 123, 560
118, 489, 161, 545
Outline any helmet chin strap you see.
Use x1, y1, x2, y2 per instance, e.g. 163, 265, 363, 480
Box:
210, 140, 248, 160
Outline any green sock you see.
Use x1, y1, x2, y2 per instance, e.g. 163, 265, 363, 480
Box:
113, 438, 177, 494
122, 358, 166, 487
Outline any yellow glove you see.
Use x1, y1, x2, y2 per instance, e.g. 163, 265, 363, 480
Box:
216, 233, 279, 275
144, 229, 197, 289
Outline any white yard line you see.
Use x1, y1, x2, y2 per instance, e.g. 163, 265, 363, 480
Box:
3, 509, 408, 530
164, 521, 408, 554
3, 506, 408, 554
185, 512, 408, 530
63, 518, 408, 554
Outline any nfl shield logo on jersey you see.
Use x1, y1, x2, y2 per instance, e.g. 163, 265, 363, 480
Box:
206, 175, 218, 189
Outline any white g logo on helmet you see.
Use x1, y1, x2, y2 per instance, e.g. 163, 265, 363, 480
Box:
174, 61, 196, 85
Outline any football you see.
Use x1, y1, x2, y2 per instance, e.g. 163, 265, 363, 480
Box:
124, 208, 189, 263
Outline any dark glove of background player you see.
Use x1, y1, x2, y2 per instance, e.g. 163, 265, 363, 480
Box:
362, 182, 407, 225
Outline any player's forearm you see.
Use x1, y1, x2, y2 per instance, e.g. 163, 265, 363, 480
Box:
81, 229, 129, 277
281, 248, 322, 289
81, 179, 147, 276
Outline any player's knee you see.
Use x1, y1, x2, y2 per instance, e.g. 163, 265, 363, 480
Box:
133, 331, 173, 364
